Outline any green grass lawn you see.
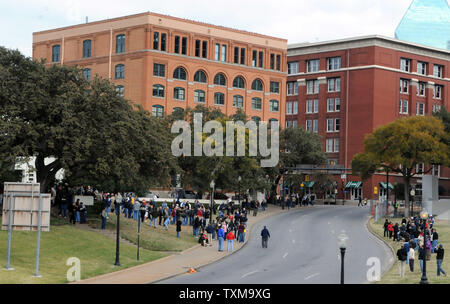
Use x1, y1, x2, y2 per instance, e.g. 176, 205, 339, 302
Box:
89, 214, 199, 252
369, 218, 450, 284
0, 216, 169, 284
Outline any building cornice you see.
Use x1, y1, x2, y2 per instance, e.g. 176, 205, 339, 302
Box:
288, 35, 450, 62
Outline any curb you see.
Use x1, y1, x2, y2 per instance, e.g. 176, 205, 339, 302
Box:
365, 216, 396, 282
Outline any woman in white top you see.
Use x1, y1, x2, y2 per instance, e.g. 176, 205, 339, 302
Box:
409, 246, 415, 272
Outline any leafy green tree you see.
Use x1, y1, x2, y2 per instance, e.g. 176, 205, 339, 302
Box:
352, 116, 450, 217
0, 46, 177, 193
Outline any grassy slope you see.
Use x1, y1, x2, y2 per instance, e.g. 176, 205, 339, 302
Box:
0, 213, 201, 284
369, 218, 450, 284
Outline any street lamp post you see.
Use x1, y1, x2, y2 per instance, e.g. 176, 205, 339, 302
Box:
338, 231, 349, 284
420, 209, 429, 284
114, 204, 121, 266
210, 180, 215, 223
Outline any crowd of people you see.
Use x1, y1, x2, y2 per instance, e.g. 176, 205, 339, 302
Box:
383, 216, 447, 279
98, 191, 269, 252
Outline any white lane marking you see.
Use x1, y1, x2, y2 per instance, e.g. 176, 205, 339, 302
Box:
292, 239, 296, 244
328, 222, 331, 225
305, 273, 320, 280
283, 252, 289, 259
241, 270, 259, 278
289, 229, 292, 233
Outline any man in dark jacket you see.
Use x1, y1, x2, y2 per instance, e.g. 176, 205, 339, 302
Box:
436, 244, 446, 277
397, 244, 407, 278
193, 216, 201, 237
261, 226, 270, 248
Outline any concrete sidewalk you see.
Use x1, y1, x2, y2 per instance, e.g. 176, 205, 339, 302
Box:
74, 205, 289, 284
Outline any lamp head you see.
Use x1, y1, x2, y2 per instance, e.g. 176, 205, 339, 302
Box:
420, 209, 428, 220
238, 176, 242, 182
338, 231, 349, 250
210, 180, 215, 188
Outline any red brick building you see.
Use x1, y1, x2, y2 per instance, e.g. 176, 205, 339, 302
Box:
32, 12, 287, 125
286, 35, 450, 201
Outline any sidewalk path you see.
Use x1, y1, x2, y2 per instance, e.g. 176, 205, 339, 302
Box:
74, 205, 288, 284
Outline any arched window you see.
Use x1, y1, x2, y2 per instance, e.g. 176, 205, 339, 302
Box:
82, 68, 91, 81
251, 79, 263, 91
194, 90, 206, 103
116, 85, 124, 97
252, 97, 262, 110
194, 70, 207, 83
214, 92, 225, 105
173, 107, 184, 114
233, 95, 243, 108
152, 105, 164, 117
233, 76, 245, 89
214, 73, 227, 86
173, 87, 185, 100
153, 84, 165, 97
173, 66, 187, 80
116, 34, 125, 53
115, 64, 124, 79
269, 100, 279, 112
52, 45, 60, 62
251, 116, 261, 125
83, 40, 92, 58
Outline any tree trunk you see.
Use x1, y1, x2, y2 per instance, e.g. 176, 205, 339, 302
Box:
403, 175, 410, 218
35, 155, 61, 193
269, 174, 282, 204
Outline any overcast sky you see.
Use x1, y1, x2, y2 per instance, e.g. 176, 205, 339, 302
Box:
2, 0, 415, 57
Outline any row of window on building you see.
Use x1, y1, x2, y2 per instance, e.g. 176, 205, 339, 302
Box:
399, 100, 442, 115
151, 85, 279, 111
285, 98, 341, 115
286, 117, 340, 133
51, 33, 283, 71
287, 57, 342, 75
151, 104, 277, 124
399, 79, 443, 99
286, 78, 341, 96
400, 58, 445, 78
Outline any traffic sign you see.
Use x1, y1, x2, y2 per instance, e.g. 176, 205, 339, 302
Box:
305, 175, 309, 182
300, 183, 304, 188
374, 186, 378, 194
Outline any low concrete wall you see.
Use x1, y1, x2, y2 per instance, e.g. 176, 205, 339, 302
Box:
434, 199, 450, 220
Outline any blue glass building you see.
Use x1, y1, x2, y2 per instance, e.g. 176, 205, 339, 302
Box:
395, 0, 450, 50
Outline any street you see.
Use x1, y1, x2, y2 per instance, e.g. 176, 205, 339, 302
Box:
158, 205, 393, 284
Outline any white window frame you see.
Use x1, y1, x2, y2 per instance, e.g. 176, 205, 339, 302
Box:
326, 139, 333, 153
417, 82, 426, 96
334, 139, 339, 152
327, 57, 341, 71
433, 65, 443, 78
327, 98, 334, 112
400, 58, 410, 72
307, 59, 320, 73
306, 120, 312, 132
286, 102, 293, 115
416, 102, 425, 116
287, 62, 299, 75
417, 61, 427, 75
313, 120, 318, 133
335, 118, 340, 132
399, 100, 408, 114
335, 98, 341, 112
313, 99, 319, 113
327, 119, 334, 132
400, 79, 409, 94
433, 85, 442, 99
293, 101, 298, 115
328, 78, 341, 92
306, 100, 313, 113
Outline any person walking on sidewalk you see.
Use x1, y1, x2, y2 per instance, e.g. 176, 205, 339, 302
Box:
237, 222, 246, 243
397, 244, 407, 278
101, 207, 108, 230
261, 226, 270, 249
226, 230, 236, 252
436, 244, 447, 277
383, 219, 389, 237
217, 226, 225, 252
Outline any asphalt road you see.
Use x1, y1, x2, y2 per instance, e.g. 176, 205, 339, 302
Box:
158, 205, 393, 284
